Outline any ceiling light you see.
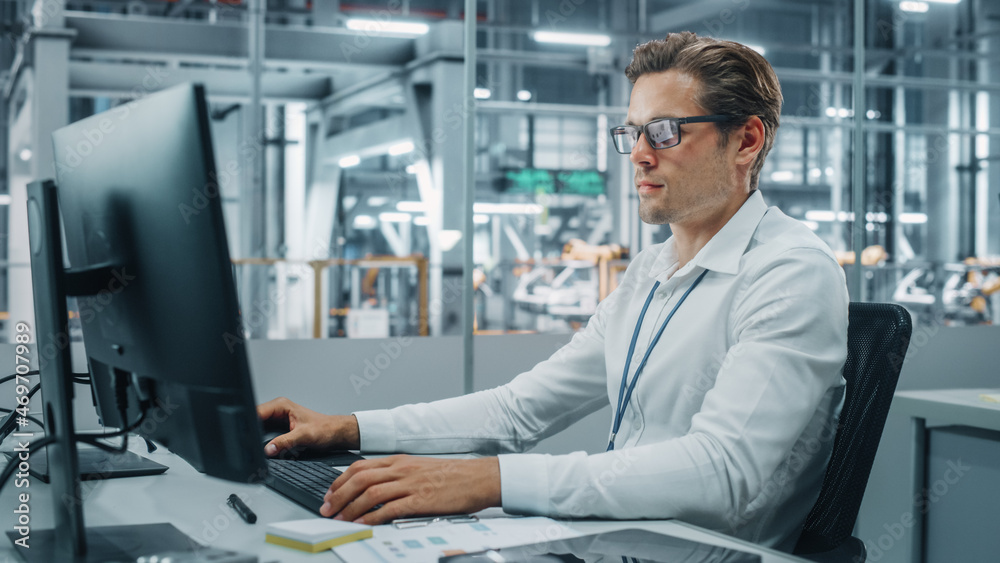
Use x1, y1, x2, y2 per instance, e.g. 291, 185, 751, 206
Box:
388, 141, 415, 156
770, 170, 795, 182
18, 148, 31, 161
367, 196, 389, 207
473, 214, 490, 224
345, 19, 429, 35
339, 155, 361, 168
924, 0, 960, 4
473, 202, 544, 214
899, 1, 930, 12
805, 210, 837, 222
353, 215, 376, 229
405, 164, 419, 174
516, 90, 532, 102
413, 216, 430, 226
0, 194, 12, 206
899, 213, 928, 224
474, 88, 492, 100
397, 201, 428, 212
379, 212, 412, 223
532, 31, 612, 47
825, 107, 838, 118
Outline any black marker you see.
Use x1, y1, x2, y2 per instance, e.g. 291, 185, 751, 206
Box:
227, 493, 257, 524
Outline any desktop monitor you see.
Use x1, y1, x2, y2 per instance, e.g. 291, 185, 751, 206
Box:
14, 83, 266, 561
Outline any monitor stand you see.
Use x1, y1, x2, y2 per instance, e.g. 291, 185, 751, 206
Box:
4, 444, 168, 483
7, 524, 199, 563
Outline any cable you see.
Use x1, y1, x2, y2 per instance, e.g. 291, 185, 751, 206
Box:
0, 371, 40, 386
0, 435, 55, 495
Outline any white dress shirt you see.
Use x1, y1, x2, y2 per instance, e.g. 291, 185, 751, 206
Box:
353, 190, 849, 551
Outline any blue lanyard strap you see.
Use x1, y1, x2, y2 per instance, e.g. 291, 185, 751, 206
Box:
607, 269, 709, 451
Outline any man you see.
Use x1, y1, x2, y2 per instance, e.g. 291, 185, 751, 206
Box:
258, 32, 848, 551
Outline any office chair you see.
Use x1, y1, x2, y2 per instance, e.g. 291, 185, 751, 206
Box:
793, 302, 912, 563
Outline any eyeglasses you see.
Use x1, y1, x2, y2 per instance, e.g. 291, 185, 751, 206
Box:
609, 115, 742, 154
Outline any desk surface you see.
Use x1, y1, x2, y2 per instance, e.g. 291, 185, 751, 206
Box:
893, 388, 1000, 432
0, 443, 807, 563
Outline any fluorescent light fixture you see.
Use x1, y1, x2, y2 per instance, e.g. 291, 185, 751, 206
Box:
379, 212, 412, 223
18, 148, 31, 162
345, 18, 429, 35
770, 170, 795, 182
473, 214, 490, 224
825, 107, 838, 118
805, 210, 837, 222
0, 194, 12, 206
900, 1, 930, 12
865, 212, 889, 223
405, 164, 419, 174
339, 154, 361, 168
924, 0, 960, 4
866, 109, 881, 119
367, 196, 389, 207
473, 202, 544, 214
825, 167, 835, 176
517, 90, 532, 102
532, 31, 612, 47
388, 141, 415, 156
474, 88, 492, 100
746, 44, 766, 56
809, 168, 823, 179
413, 216, 430, 226
899, 213, 928, 224
439, 230, 463, 252
397, 201, 428, 212
353, 215, 377, 229
837, 108, 852, 118
343, 195, 358, 210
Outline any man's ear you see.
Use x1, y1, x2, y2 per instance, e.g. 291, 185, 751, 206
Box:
734, 116, 765, 166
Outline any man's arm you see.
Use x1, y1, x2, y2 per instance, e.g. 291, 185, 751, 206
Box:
257, 397, 360, 454
496, 248, 848, 536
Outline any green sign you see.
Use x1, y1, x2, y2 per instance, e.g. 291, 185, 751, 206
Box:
503, 169, 556, 194
557, 170, 605, 196
501, 168, 605, 196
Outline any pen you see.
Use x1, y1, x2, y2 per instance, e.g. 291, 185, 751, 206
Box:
227, 493, 257, 524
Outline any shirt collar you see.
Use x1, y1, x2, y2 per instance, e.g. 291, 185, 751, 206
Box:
649, 190, 769, 282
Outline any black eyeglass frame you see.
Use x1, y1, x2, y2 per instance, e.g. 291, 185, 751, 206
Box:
609, 114, 744, 154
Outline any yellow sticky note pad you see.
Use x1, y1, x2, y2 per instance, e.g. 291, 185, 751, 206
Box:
265, 519, 373, 553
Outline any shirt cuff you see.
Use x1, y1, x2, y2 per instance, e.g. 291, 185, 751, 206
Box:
498, 454, 551, 516
351, 409, 396, 453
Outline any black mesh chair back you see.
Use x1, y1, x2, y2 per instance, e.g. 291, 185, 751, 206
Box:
794, 302, 912, 560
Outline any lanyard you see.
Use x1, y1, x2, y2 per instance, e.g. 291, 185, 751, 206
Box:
607, 269, 709, 451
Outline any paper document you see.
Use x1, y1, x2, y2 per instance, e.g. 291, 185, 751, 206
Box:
332, 517, 581, 562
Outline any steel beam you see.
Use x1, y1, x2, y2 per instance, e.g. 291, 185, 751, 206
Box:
64, 12, 415, 72
68, 61, 333, 102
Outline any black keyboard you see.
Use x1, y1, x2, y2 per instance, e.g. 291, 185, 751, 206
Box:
265, 459, 343, 513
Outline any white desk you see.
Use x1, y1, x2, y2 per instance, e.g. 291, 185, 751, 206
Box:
892, 388, 1000, 563
0, 444, 808, 563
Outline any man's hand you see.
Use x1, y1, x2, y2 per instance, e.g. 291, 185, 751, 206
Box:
320, 455, 501, 525
257, 397, 360, 456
